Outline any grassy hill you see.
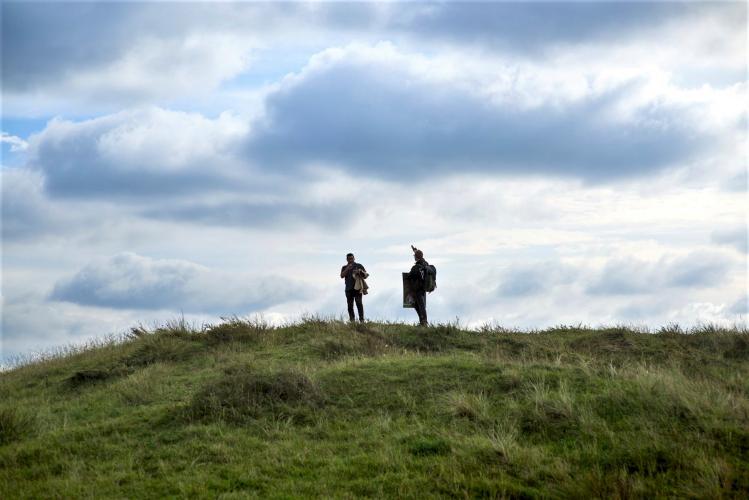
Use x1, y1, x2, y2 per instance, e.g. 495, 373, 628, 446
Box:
1, 318, 748, 498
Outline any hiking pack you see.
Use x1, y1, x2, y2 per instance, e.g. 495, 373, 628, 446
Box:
422, 262, 437, 293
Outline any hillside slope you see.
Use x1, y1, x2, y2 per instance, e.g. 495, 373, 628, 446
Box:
1, 319, 748, 498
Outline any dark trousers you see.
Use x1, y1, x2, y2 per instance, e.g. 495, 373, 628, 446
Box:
414, 291, 427, 326
346, 290, 364, 322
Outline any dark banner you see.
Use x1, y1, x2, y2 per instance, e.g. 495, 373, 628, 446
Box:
402, 272, 415, 308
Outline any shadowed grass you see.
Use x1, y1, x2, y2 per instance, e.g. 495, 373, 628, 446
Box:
0, 408, 36, 446
187, 366, 323, 424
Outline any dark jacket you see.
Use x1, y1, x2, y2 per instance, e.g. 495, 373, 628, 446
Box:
409, 259, 429, 293
342, 263, 366, 291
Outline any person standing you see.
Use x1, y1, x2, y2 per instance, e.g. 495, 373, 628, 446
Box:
409, 246, 429, 326
340, 253, 367, 322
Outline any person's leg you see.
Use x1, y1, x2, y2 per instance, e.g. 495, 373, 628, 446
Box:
415, 292, 427, 326
346, 291, 355, 321
416, 292, 428, 326
412, 293, 422, 323
354, 292, 364, 322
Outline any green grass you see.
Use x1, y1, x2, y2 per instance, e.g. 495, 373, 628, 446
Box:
1, 318, 748, 498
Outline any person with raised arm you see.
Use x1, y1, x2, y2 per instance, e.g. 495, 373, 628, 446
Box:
408, 245, 432, 326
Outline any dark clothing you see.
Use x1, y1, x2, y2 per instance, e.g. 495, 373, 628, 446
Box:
341, 263, 366, 291
409, 259, 429, 293
342, 262, 366, 321
414, 291, 427, 326
346, 290, 364, 322
409, 258, 429, 325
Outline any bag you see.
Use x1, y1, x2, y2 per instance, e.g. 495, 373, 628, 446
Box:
424, 264, 437, 293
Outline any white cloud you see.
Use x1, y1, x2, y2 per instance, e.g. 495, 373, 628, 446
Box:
4, 1, 743, 116
1, 168, 61, 241
711, 226, 748, 254
245, 42, 736, 183
586, 251, 736, 296
66, 33, 254, 105
1, 132, 28, 152
50, 252, 311, 314
27, 107, 248, 198
3, 2, 262, 115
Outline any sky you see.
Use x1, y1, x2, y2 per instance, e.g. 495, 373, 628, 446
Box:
1, 1, 747, 363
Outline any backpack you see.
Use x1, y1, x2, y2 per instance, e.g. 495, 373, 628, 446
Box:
424, 264, 437, 293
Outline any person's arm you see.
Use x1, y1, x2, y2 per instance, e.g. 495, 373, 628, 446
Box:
341, 265, 351, 278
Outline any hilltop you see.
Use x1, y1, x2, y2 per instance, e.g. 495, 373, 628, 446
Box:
1, 318, 748, 498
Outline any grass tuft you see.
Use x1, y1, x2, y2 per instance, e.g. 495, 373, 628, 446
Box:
187, 366, 323, 423
313, 332, 387, 360
113, 363, 171, 405
65, 368, 120, 388
725, 335, 749, 360
404, 435, 452, 456
204, 316, 271, 345
443, 391, 491, 422
486, 422, 519, 462
0, 408, 36, 445
124, 332, 203, 367
389, 323, 483, 352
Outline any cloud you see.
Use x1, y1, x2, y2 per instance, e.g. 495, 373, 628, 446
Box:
2, 2, 136, 92
397, 2, 746, 77
0, 2, 625, 93
2, 3, 258, 113
5, 2, 742, 117
1, 132, 28, 152
142, 199, 352, 230
66, 33, 252, 106
27, 107, 247, 198
495, 262, 576, 297
1, 168, 61, 241
389, 2, 692, 54
246, 43, 720, 183
6, 2, 737, 92
1, 298, 125, 363
664, 253, 734, 288
50, 252, 308, 314
711, 226, 748, 254
587, 251, 733, 296
18, 106, 357, 229
730, 296, 748, 315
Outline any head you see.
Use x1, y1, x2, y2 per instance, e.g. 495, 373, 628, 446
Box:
346, 253, 355, 264
414, 249, 423, 261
